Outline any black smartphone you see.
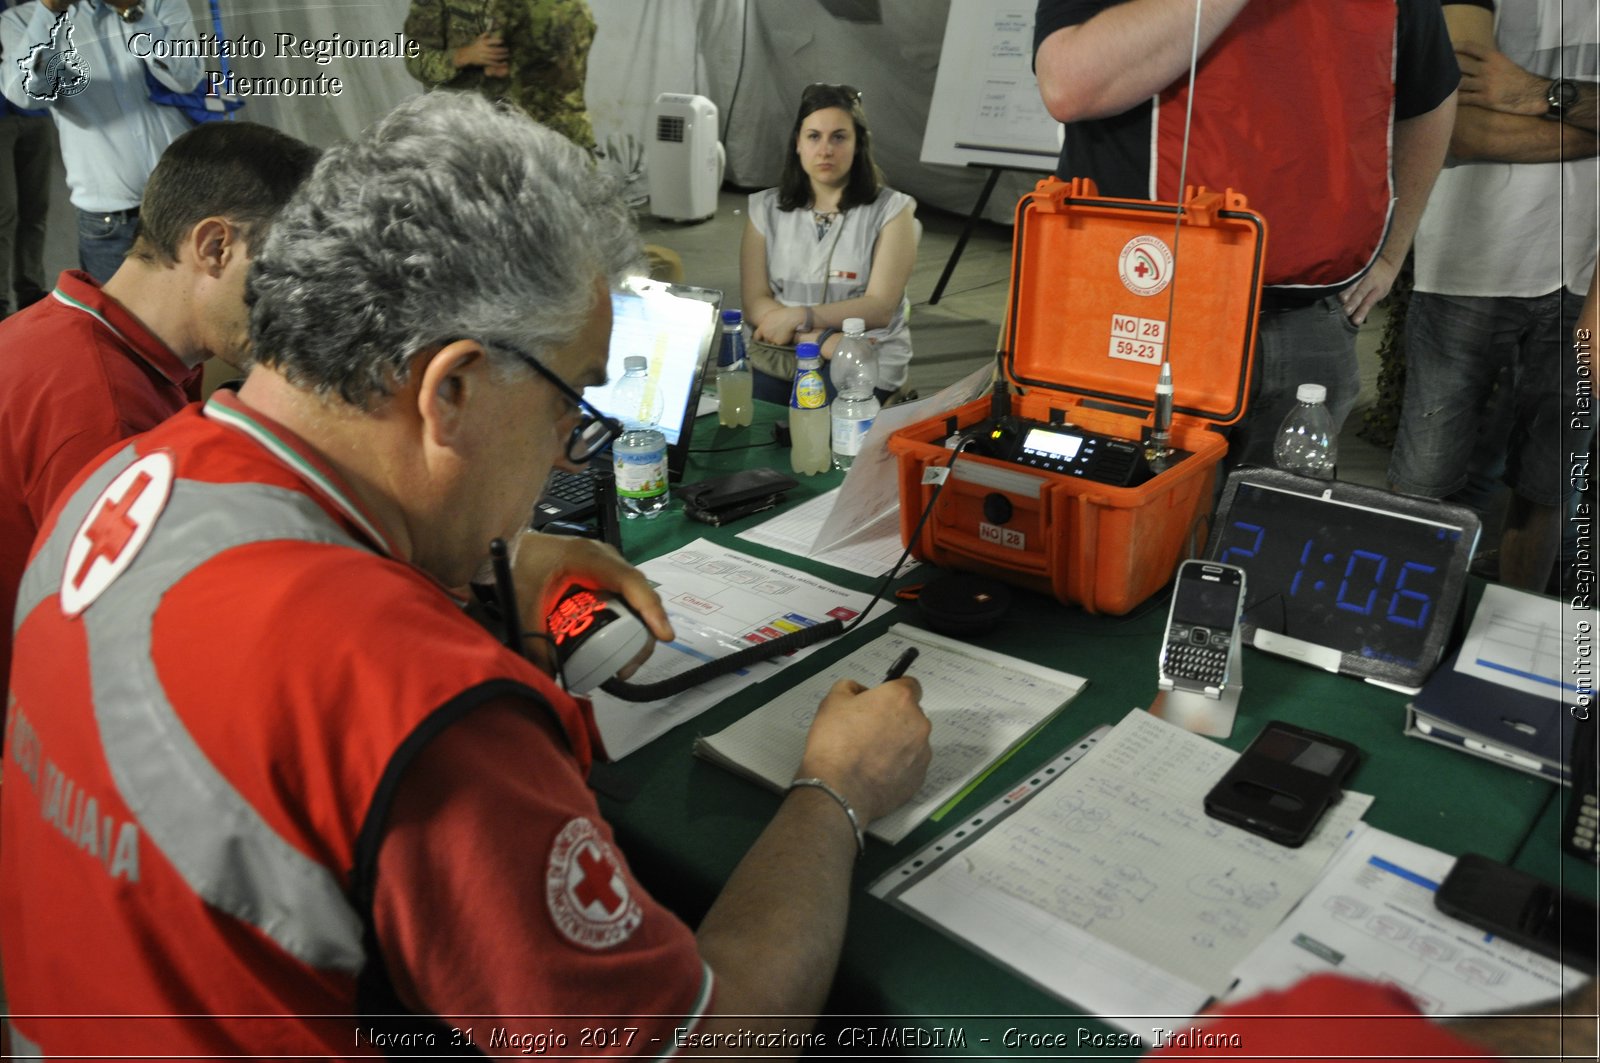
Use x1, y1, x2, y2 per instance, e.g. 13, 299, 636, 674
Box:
1204, 721, 1360, 847
1435, 853, 1598, 974
1160, 560, 1246, 696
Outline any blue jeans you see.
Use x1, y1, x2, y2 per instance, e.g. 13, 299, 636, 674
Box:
1225, 296, 1363, 471
1389, 289, 1588, 507
76, 207, 139, 284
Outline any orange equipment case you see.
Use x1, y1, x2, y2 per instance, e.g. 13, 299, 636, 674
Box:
888, 178, 1266, 614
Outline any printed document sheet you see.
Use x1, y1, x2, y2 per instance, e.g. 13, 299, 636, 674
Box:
694, 623, 1086, 842
590, 541, 872, 758
1457, 584, 1571, 698
894, 710, 1371, 1035
1225, 824, 1581, 1012
740, 365, 991, 573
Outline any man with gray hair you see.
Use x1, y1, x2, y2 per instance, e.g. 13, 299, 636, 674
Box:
1, 91, 932, 1055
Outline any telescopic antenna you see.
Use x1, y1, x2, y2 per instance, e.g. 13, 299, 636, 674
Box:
1148, 0, 1206, 471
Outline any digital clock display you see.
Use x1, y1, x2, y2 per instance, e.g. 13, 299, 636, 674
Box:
1212, 479, 1472, 674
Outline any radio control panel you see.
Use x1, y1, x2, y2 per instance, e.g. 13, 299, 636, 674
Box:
960, 417, 1185, 488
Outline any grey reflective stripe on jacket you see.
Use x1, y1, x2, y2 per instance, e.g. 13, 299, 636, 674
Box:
18, 445, 368, 974
5, 1020, 43, 1061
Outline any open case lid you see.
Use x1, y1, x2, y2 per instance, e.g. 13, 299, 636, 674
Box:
1003, 178, 1267, 428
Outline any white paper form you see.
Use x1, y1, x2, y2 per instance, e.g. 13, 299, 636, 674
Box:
694, 623, 1086, 842
739, 365, 992, 573
1457, 584, 1572, 698
962, 9, 1059, 155
896, 711, 1372, 1033
739, 491, 910, 575
590, 540, 872, 759
1225, 825, 1579, 1013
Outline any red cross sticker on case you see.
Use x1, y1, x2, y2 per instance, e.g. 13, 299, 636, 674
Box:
60, 452, 175, 617
546, 817, 642, 949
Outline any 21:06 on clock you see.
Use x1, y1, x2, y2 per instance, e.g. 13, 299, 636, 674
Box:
1205, 469, 1482, 693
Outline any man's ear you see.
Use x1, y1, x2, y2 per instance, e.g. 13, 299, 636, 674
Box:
188, 216, 240, 277
415, 339, 491, 451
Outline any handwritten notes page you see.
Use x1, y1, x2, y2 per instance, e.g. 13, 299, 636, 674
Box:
896, 710, 1371, 1031
693, 623, 1086, 843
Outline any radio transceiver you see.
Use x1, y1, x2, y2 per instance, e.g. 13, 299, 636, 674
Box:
957, 416, 1191, 488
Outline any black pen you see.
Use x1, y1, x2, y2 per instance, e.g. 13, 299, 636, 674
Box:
884, 647, 919, 682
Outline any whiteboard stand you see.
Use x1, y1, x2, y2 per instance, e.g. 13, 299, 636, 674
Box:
929, 165, 1047, 305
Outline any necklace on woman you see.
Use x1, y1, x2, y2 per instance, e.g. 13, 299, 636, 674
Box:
812, 209, 840, 241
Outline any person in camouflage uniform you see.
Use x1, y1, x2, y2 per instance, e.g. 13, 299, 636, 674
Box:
404, 0, 597, 150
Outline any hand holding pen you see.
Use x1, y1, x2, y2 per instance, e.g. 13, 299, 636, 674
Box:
884, 647, 919, 682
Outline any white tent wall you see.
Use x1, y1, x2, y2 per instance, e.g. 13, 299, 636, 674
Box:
192, 1, 1036, 222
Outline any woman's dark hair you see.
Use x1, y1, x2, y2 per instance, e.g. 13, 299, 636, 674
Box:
776, 83, 883, 212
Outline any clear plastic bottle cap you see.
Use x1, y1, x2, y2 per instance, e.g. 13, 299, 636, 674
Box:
1295, 383, 1327, 404
623, 355, 648, 372
843, 317, 866, 334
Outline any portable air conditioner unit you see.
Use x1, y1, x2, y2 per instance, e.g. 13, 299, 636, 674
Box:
647, 93, 724, 223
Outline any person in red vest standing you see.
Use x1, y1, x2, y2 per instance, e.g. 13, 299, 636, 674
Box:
1034, 0, 1460, 471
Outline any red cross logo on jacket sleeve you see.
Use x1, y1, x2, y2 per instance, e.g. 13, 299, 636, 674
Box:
60, 453, 176, 617
546, 817, 643, 949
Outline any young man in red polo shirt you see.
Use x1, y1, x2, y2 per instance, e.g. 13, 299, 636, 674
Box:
0, 120, 318, 694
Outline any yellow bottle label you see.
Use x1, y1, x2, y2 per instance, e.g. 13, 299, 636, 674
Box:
792, 370, 826, 410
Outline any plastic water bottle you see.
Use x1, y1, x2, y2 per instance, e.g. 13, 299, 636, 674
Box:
830, 317, 879, 471
1273, 383, 1338, 479
611, 355, 670, 517
716, 309, 753, 427
789, 342, 831, 475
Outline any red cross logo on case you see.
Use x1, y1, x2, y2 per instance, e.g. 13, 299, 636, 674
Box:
546, 817, 642, 949
61, 452, 175, 617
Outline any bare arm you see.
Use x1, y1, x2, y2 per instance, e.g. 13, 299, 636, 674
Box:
1340, 91, 1456, 326
1452, 106, 1600, 163
806, 204, 916, 333
1035, 0, 1250, 123
1577, 266, 1598, 371
1449, 7, 1600, 160
694, 677, 932, 1038
742, 206, 917, 347
1560, 82, 1600, 134
738, 218, 793, 342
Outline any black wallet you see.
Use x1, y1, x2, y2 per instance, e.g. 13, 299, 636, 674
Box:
678, 468, 799, 526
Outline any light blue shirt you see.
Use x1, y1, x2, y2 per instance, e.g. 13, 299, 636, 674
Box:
0, 1, 204, 212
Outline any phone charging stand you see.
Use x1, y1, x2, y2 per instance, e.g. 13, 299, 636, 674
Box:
1149, 639, 1243, 738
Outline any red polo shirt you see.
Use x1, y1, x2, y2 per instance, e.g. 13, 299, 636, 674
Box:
0, 270, 199, 696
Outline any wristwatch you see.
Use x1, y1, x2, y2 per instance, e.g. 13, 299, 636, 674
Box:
1546, 78, 1579, 120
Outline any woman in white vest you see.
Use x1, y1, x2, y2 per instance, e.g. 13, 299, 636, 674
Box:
739, 83, 917, 404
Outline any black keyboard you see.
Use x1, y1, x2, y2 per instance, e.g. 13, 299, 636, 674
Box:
533, 467, 599, 528
1163, 626, 1229, 686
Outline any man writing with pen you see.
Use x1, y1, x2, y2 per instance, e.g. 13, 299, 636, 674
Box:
0, 91, 932, 1056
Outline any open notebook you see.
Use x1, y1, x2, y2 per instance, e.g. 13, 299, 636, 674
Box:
694, 624, 1087, 843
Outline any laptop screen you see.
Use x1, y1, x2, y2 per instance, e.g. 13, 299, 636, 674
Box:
581, 279, 722, 479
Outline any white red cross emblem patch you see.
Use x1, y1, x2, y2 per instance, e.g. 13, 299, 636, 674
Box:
60, 452, 174, 617
546, 817, 642, 950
